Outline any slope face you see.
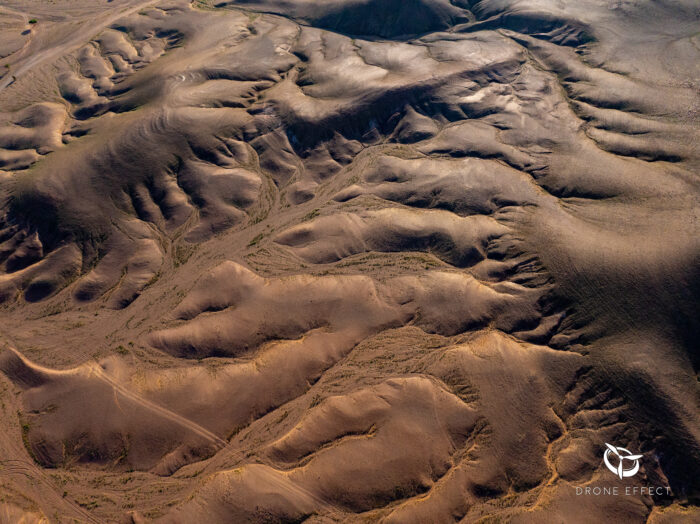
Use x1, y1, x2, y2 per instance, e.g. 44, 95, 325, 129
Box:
0, 0, 698, 522
218, 0, 472, 38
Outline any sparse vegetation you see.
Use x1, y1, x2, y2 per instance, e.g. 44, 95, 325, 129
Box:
302, 209, 320, 221
247, 233, 264, 247
173, 243, 196, 267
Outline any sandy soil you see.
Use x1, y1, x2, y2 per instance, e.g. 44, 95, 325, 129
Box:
0, 0, 698, 522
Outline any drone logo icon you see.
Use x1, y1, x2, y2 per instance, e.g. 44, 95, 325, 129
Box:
604, 443, 642, 479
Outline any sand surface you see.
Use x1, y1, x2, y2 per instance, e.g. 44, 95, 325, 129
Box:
0, 0, 698, 522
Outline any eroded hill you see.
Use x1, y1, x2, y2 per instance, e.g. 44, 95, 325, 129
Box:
0, 0, 698, 522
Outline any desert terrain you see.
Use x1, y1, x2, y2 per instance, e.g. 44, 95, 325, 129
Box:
0, 0, 698, 522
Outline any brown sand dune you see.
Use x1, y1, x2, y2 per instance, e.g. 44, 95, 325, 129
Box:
0, 0, 698, 521
0, 346, 224, 473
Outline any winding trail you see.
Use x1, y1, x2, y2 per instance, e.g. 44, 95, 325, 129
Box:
88, 362, 228, 448
0, 336, 228, 449
0, 0, 157, 95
